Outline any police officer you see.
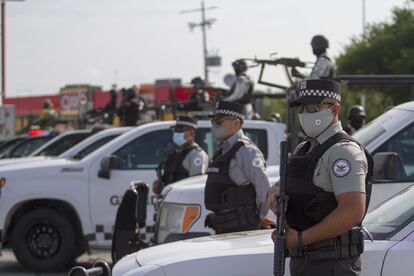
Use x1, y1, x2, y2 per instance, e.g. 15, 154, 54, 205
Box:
224, 59, 255, 119
343, 105, 366, 135
309, 35, 336, 79
152, 116, 209, 195
267, 79, 372, 276
204, 101, 272, 234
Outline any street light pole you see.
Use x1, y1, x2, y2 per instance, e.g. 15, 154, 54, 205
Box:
0, 0, 25, 106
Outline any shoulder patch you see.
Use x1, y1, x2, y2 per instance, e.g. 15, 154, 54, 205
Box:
332, 159, 351, 177
252, 157, 264, 169
193, 157, 203, 167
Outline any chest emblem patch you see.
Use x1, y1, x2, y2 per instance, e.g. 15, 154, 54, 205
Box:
333, 159, 351, 177
193, 157, 203, 166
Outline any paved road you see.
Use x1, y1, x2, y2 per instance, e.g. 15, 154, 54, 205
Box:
0, 249, 112, 276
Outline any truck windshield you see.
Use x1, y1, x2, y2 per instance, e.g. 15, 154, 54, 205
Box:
364, 185, 414, 240
352, 109, 398, 146
32, 132, 91, 157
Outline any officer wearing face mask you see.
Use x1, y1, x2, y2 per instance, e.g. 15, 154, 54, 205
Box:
343, 105, 366, 135
267, 79, 373, 276
224, 59, 255, 119
204, 101, 273, 234
152, 116, 209, 195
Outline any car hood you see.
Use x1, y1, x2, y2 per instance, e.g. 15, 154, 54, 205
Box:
0, 156, 52, 167
136, 229, 274, 266
128, 231, 398, 276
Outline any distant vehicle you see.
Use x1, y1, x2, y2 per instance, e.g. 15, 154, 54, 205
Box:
28, 129, 101, 157
0, 132, 56, 159
0, 127, 132, 167
112, 184, 414, 276
0, 136, 26, 157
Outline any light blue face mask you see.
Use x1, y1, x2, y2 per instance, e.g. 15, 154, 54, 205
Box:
173, 132, 186, 146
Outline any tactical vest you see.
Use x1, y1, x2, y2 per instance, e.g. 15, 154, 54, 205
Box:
285, 132, 373, 232
231, 74, 254, 105
204, 141, 259, 234
161, 145, 199, 185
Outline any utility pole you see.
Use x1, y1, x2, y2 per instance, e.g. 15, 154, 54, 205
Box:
0, 0, 25, 106
180, 1, 217, 85
362, 0, 366, 40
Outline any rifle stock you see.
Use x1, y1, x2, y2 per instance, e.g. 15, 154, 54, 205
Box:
273, 140, 289, 276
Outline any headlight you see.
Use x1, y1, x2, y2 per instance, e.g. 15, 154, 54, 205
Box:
157, 203, 200, 243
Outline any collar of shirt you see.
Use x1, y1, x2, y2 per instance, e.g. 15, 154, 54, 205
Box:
177, 141, 196, 153
307, 121, 343, 150
221, 129, 244, 153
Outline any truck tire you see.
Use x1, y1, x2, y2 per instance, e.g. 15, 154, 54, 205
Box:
11, 208, 77, 272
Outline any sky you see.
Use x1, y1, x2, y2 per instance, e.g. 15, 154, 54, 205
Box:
4, 0, 410, 97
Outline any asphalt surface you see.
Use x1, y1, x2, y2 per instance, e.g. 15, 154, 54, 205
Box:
0, 249, 112, 276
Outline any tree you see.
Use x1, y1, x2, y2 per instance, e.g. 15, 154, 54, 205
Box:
335, 5, 414, 122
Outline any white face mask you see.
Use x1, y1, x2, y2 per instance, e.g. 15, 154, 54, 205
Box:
211, 121, 228, 140
298, 108, 334, 138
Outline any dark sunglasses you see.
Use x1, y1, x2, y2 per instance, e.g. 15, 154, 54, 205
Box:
298, 102, 333, 114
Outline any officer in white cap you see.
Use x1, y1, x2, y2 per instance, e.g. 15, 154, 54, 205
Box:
267, 79, 373, 276
204, 101, 273, 234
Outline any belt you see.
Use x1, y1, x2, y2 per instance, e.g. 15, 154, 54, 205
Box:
289, 228, 363, 262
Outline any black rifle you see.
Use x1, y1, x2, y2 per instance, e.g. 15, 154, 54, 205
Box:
273, 140, 289, 276
242, 57, 308, 68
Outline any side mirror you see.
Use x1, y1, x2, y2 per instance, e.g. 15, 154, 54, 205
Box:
98, 155, 121, 179
372, 152, 407, 182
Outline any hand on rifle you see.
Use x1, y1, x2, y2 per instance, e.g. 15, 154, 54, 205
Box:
266, 182, 281, 213
271, 225, 300, 249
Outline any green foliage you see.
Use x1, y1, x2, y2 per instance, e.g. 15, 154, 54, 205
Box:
336, 5, 414, 122
262, 98, 287, 122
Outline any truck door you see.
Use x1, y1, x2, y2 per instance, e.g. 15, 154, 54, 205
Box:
89, 129, 175, 247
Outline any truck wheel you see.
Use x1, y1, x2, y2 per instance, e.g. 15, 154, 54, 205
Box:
11, 208, 77, 272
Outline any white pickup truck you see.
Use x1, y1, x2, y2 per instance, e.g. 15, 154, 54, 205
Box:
0, 120, 285, 272
151, 101, 414, 246
0, 127, 131, 167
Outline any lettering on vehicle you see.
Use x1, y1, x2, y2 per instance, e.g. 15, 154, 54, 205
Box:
110, 195, 123, 206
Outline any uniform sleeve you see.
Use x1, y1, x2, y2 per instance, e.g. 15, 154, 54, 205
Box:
237, 146, 271, 218
327, 141, 368, 195
309, 58, 332, 79
183, 149, 210, 176
224, 76, 250, 102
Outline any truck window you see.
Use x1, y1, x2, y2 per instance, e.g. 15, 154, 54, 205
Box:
113, 129, 176, 170
195, 128, 268, 159
72, 134, 120, 160
374, 122, 414, 180
9, 136, 53, 158
34, 132, 91, 156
